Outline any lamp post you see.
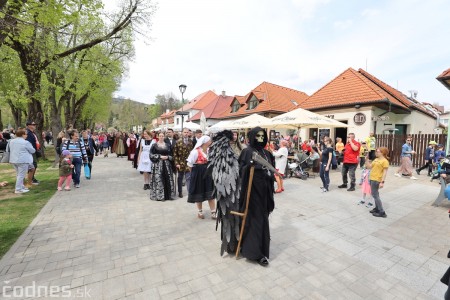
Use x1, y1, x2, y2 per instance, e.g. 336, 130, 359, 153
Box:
177, 84, 188, 132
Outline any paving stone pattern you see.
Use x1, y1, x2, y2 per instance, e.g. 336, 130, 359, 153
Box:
0, 156, 449, 299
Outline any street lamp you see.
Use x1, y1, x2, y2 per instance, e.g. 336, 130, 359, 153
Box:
177, 84, 188, 131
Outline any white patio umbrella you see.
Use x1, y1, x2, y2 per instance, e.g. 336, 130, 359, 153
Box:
211, 113, 271, 130
260, 107, 348, 129
200, 112, 208, 132
172, 121, 200, 131
209, 120, 233, 132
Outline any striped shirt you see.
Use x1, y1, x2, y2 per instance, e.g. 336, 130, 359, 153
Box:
62, 140, 87, 161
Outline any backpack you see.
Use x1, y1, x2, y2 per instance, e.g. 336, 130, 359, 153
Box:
331, 150, 338, 170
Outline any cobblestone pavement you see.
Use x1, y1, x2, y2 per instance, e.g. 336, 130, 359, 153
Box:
0, 155, 449, 299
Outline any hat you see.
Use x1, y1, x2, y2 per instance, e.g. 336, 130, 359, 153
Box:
429, 141, 437, 145
61, 150, 71, 156
26, 120, 36, 126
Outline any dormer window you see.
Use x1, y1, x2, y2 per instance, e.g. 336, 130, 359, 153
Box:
247, 95, 259, 110
231, 99, 241, 113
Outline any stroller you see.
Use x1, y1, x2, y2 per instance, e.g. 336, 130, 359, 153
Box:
287, 151, 312, 180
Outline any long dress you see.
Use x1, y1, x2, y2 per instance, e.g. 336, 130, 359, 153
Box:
187, 148, 214, 203
127, 137, 137, 161
137, 140, 153, 173
238, 128, 275, 261
150, 143, 175, 201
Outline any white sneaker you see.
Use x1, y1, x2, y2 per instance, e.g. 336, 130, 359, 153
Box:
394, 173, 401, 177
15, 189, 29, 194
410, 176, 418, 180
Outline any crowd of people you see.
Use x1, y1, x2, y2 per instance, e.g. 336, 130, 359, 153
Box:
2, 122, 449, 268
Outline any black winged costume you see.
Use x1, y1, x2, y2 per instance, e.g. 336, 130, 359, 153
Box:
209, 128, 275, 265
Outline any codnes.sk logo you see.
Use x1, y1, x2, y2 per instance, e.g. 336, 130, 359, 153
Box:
2, 281, 91, 298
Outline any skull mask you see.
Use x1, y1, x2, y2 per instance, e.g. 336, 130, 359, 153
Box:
255, 131, 265, 143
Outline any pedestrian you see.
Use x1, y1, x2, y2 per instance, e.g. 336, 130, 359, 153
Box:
149, 132, 176, 201
61, 130, 88, 188
368, 147, 390, 218
317, 137, 333, 192
272, 139, 288, 193
365, 132, 377, 160
25, 120, 41, 186
186, 135, 216, 219
230, 131, 245, 156
416, 141, 437, 176
338, 133, 361, 191
7, 128, 35, 194
357, 160, 372, 207
81, 130, 98, 175
58, 150, 74, 191
126, 132, 137, 161
335, 137, 345, 166
238, 127, 275, 266
395, 137, 417, 180
431, 144, 446, 182
137, 130, 154, 190
192, 129, 203, 146
173, 128, 194, 198
359, 141, 369, 168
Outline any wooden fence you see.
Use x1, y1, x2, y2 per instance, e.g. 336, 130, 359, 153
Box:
375, 134, 446, 167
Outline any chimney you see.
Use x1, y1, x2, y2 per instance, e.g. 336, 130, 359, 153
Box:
221, 91, 226, 97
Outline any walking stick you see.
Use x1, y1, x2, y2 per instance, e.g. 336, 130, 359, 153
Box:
230, 164, 255, 259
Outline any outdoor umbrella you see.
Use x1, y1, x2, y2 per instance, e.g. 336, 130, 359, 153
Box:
259, 107, 348, 129
210, 113, 271, 130
200, 112, 208, 132
172, 122, 201, 131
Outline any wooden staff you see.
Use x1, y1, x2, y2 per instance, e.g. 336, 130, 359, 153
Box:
230, 164, 255, 259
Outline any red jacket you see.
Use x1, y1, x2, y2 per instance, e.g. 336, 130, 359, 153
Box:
343, 140, 360, 164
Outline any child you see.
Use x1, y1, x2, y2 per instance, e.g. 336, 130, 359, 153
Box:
431, 145, 445, 182
58, 150, 74, 191
358, 160, 373, 207
359, 141, 369, 169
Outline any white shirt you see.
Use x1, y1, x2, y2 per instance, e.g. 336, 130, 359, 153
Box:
186, 148, 208, 168
273, 147, 288, 171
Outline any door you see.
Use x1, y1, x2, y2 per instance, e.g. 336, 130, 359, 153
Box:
395, 124, 407, 135
334, 121, 348, 143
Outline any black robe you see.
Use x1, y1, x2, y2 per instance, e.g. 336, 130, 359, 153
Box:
238, 127, 275, 260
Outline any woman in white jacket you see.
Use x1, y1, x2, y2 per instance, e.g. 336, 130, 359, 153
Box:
272, 139, 288, 193
7, 128, 35, 194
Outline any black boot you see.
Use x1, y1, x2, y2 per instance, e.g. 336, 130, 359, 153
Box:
143, 184, 149, 190
338, 184, 347, 188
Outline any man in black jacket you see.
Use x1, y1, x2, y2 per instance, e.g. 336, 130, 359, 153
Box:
25, 120, 40, 186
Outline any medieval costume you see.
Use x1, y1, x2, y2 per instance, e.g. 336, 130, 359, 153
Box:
187, 136, 214, 203
238, 127, 275, 266
173, 136, 194, 198
208, 130, 241, 255
149, 141, 175, 201
126, 134, 137, 161
112, 133, 126, 157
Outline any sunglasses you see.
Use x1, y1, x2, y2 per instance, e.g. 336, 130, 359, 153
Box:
256, 134, 264, 138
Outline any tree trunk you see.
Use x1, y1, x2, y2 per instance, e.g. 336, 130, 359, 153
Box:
0, 108, 3, 130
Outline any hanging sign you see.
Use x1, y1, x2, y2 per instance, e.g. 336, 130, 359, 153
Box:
353, 113, 366, 125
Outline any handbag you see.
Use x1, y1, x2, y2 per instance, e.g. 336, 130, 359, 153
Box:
35, 149, 43, 158
0, 143, 10, 163
84, 163, 91, 179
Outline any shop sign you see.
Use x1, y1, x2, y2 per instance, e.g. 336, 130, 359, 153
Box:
371, 116, 390, 121
353, 113, 366, 125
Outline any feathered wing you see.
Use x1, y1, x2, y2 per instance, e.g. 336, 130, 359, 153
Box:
208, 130, 241, 256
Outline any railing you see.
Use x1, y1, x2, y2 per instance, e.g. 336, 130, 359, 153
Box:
375, 134, 446, 167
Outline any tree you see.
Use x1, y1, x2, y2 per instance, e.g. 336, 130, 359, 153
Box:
1, 0, 155, 143
155, 92, 182, 114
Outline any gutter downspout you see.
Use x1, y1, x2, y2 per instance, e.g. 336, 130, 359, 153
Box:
373, 98, 392, 134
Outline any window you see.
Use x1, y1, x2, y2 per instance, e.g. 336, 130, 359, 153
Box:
247, 95, 259, 110
231, 100, 241, 113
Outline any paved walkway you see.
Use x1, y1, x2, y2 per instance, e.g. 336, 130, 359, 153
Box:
0, 155, 449, 299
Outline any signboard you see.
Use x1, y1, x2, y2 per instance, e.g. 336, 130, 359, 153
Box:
353, 113, 366, 125
371, 116, 390, 121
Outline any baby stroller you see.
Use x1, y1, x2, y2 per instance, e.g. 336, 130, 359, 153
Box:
287, 151, 310, 180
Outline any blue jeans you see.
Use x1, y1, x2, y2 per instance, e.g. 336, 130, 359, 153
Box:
370, 180, 384, 213
72, 157, 82, 185
319, 163, 330, 190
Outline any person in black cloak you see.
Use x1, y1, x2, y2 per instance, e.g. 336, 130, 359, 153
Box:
238, 127, 275, 266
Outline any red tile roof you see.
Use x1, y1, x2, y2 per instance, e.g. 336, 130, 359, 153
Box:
300, 68, 436, 118
179, 90, 218, 111
437, 68, 450, 79
220, 82, 308, 118
437, 67, 450, 90
190, 95, 235, 121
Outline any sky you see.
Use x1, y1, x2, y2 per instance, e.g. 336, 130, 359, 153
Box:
106, 0, 450, 108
